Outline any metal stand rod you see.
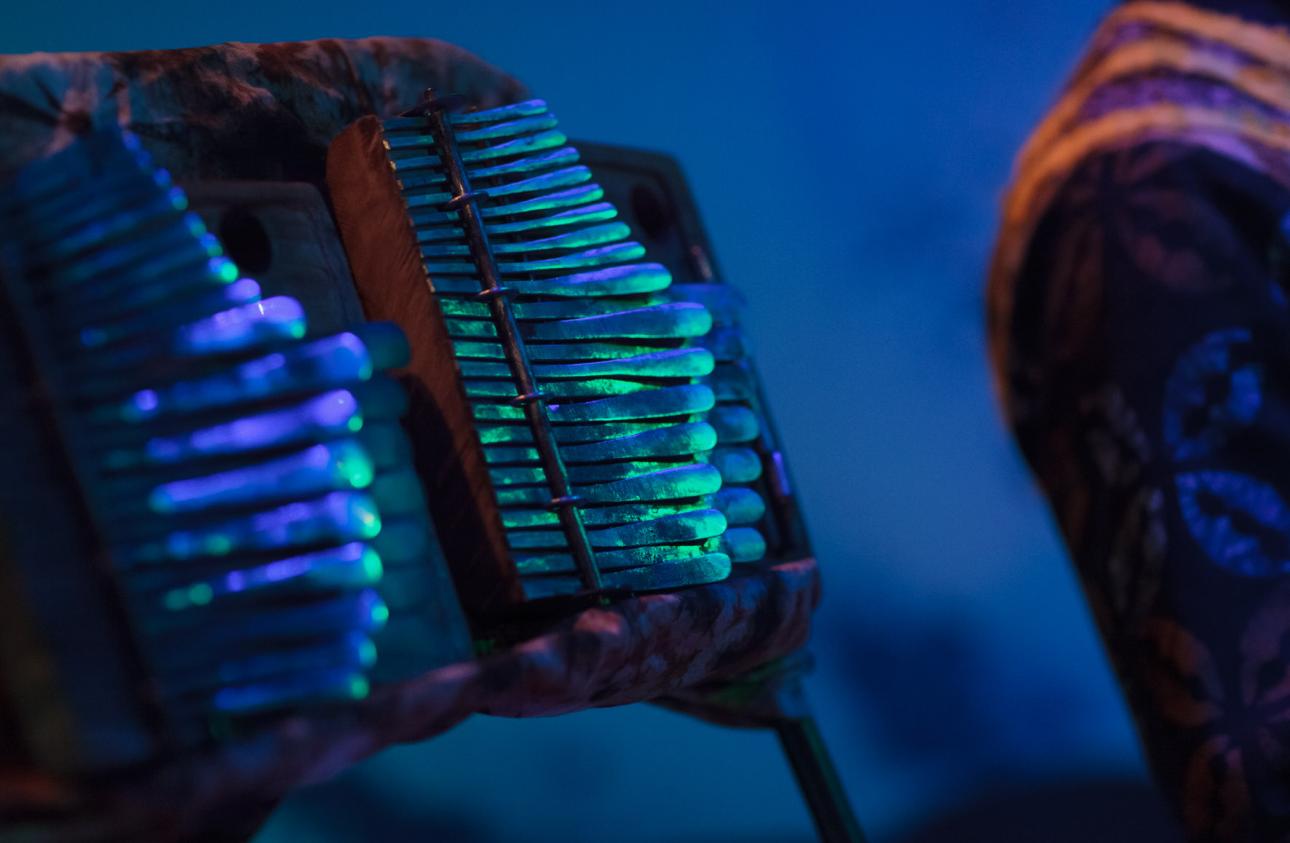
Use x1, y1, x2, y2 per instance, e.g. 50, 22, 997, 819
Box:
775, 715, 867, 843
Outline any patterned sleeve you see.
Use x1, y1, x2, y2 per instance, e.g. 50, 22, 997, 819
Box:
1002, 140, 1290, 841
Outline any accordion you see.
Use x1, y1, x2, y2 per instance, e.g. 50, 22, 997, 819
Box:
0, 38, 852, 843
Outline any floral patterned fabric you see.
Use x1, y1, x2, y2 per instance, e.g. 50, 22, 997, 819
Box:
0, 38, 527, 184
990, 3, 1290, 840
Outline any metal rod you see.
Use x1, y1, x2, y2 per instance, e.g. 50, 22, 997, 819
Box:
421, 90, 602, 592
775, 715, 867, 843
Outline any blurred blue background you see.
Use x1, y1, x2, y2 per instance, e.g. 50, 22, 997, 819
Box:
1, 1, 1184, 840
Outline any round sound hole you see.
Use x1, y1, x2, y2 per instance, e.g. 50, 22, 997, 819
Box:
630, 183, 674, 243
218, 207, 273, 274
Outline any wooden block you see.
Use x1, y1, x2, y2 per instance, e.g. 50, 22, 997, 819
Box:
327, 116, 522, 619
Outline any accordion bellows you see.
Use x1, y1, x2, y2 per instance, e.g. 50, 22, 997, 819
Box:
329, 98, 768, 611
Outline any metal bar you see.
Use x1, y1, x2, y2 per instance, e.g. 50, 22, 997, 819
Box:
420, 90, 602, 592
775, 715, 867, 843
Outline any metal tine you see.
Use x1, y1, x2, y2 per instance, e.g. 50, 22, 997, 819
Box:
127, 542, 380, 608
468, 146, 579, 181
96, 386, 370, 472
539, 347, 713, 380
699, 326, 748, 363
383, 98, 548, 132
418, 260, 476, 276
484, 421, 715, 466
452, 339, 667, 363
489, 221, 629, 255
35, 219, 216, 295
113, 489, 383, 566
2, 128, 156, 212
479, 183, 602, 218
418, 242, 471, 257
389, 129, 566, 170
387, 114, 558, 151
478, 449, 689, 482
710, 446, 763, 484
129, 292, 301, 359
403, 189, 454, 209
502, 500, 705, 529
548, 382, 714, 422
472, 165, 591, 201
391, 147, 579, 194
459, 348, 714, 381
519, 553, 731, 599
515, 542, 721, 575
444, 302, 710, 342
142, 588, 384, 650
98, 449, 387, 535
414, 202, 618, 246
415, 225, 463, 243
452, 114, 559, 145
204, 666, 375, 715
721, 527, 767, 563
68, 279, 263, 369
369, 517, 439, 567
494, 241, 646, 273
466, 377, 653, 401
473, 382, 714, 424
462, 129, 569, 164
17, 183, 172, 264
475, 419, 675, 446
82, 330, 379, 414
441, 293, 666, 323
407, 182, 601, 227
530, 302, 711, 341
154, 634, 375, 698
491, 458, 678, 488
22, 185, 190, 264
385, 132, 443, 151
420, 177, 610, 219
711, 363, 757, 402
449, 98, 549, 125
424, 240, 645, 276
68, 289, 272, 369
108, 438, 375, 519
36, 226, 224, 304
509, 509, 727, 551
50, 255, 236, 332
384, 150, 442, 172
48, 218, 213, 293
161, 666, 367, 719
715, 486, 767, 525
41, 251, 225, 331
19, 169, 183, 248
15, 163, 170, 235
708, 404, 761, 443
670, 282, 747, 327
432, 263, 670, 298
485, 201, 617, 236
390, 166, 447, 191
1, 149, 131, 215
